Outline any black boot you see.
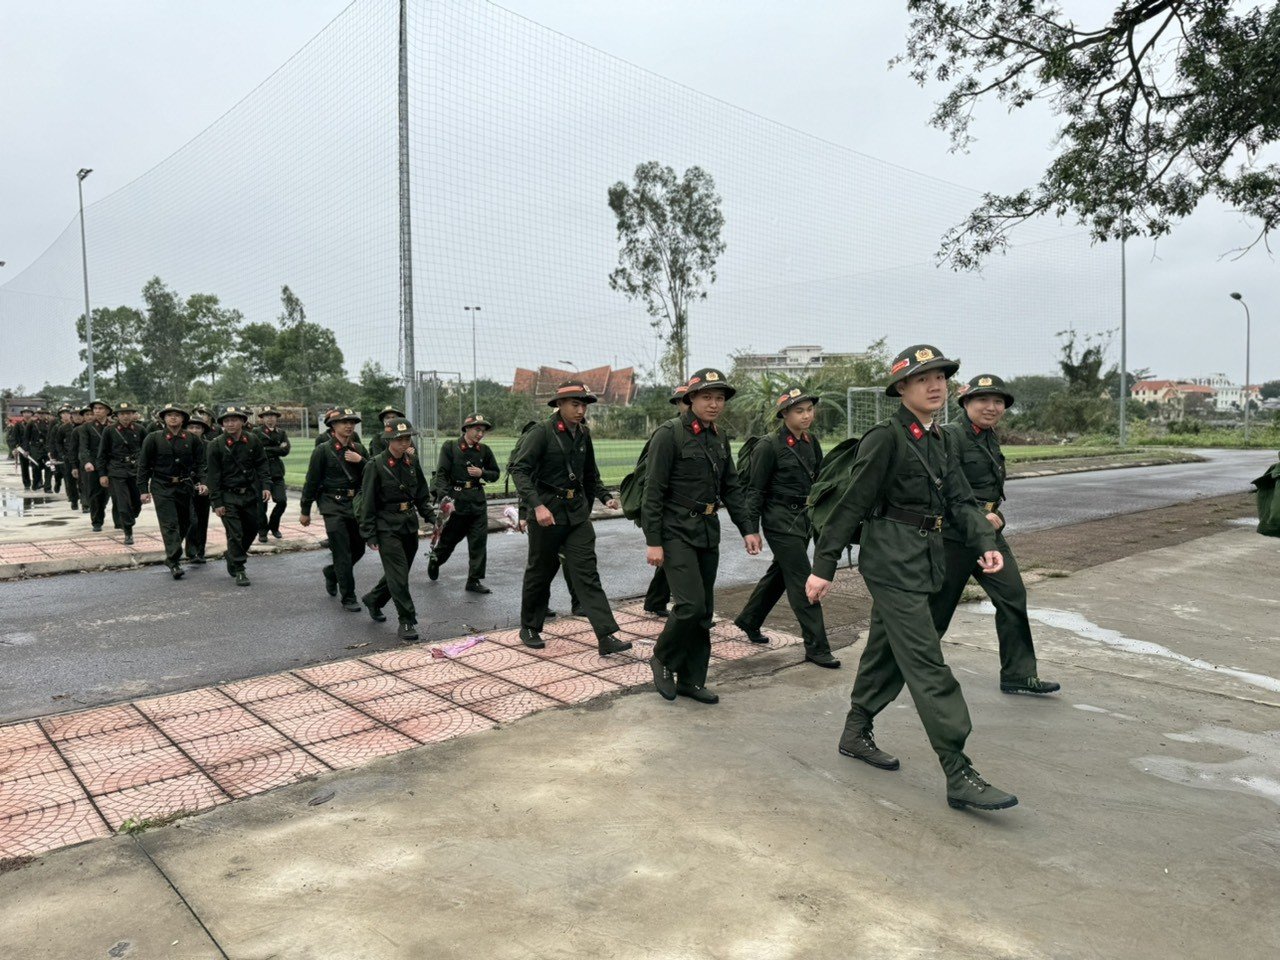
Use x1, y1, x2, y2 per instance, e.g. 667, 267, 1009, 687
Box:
597, 634, 633, 655
734, 618, 769, 644
122, 529, 134, 546
322, 565, 337, 597
805, 651, 841, 669
398, 621, 419, 642
946, 766, 1019, 811
362, 595, 387, 622
642, 605, 669, 618
257, 532, 269, 544
1000, 676, 1061, 696
341, 598, 362, 612
650, 658, 677, 700
427, 553, 440, 581
465, 579, 491, 594
838, 729, 900, 770
519, 627, 545, 649
675, 683, 719, 704
234, 570, 251, 587
167, 562, 184, 580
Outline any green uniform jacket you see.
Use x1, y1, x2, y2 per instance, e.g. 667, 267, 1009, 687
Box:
49, 421, 76, 464
941, 412, 1007, 544
641, 410, 756, 550
811, 406, 995, 591
24, 419, 50, 462
205, 432, 269, 509
357, 450, 433, 543
300, 436, 369, 518
508, 413, 609, 527
96, 423, 144, 478
254, 425, 291, 481
314, 430, 362, 447
746, 425, 823, 538
75, 421, 108, 472
433, 438, 500, 513
138, 429, 207, 488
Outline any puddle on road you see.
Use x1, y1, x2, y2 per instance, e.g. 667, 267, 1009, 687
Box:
976, 603, 1280, 695
1137, 725, 1280, 807
0, 493, 57, 518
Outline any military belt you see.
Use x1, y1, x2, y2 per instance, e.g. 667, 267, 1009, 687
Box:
325, 489, 358, 500
880, 505, 944, 535
162, 476, 192, 484
774, 496, 808, 510
538, 480, 580, 500
226, 485, 251, 495
671, 492, 719, 516
452, 481, 478, 490
982, 500, 999, 513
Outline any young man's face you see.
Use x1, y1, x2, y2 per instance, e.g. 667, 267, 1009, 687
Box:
898, 370, 949, 418
689, 388, 728, 423
91, 404, 109, 422
783, 400, 815, 434
60, 412, 72, 424
117, 411, 139, 426
464, 425, 487, 445
222, 416, 246, 437
965, 394, 1007, 429
164, 412, 186, 432
188, 422, 205, 437
261, 414, 279, 429
557, 399, 588, 424
388, 436, 413, 459
332, 420, 356, 441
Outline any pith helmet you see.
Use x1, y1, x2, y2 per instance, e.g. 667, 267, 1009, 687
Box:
668, 384, 688, 405
378, 404, 406, 421
57, 405, 73, 415
115, 401, 139, 413
218, 404, 251, 423
547, 380, 598, 407
79, 404, 93, 415
328, 407, 361, 424
958, 374, 1015, 408
774, 384, 820, 418
88, 399, 112, 414
463, 412, 494, 431
156, 401, 189, 420
258, 404, 281, 416
885, 344, 960, 398
382, 417, 419, 439
683, 367, 736, 402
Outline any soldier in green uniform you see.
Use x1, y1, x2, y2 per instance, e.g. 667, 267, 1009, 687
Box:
96, 401, 145, 544
735, 385, 839, 668
206, 405, 270, 585
184, 411, 213, 563
254, 405, 291, 542
508, 381, 631, 655
76, 400, 114, 530
643, 368, 762, 704
358, 418, 435, 640
366, 405, 406, 458
931, 375, 1060, 696
806, 345, 1019, 812
12, 408, 35, 489
428, 412, 499, 594
49, 407, 79, 509
639, 385, 688, 618
300, 408, 368, 610
26, 409, 52, 493
137, 402, 206, 579
192, 406, 220, 442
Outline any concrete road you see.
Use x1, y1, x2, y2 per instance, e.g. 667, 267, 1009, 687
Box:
3, 529, 1277, 959
0, 448, 1271, 723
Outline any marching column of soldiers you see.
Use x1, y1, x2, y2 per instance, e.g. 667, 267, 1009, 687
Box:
6, 350, 1060, 811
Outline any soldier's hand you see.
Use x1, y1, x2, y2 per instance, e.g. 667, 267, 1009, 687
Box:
805, 574, 832, 604
215, 506, 227, 517
985, 511, 1003, 530
368, 541, 380, 552
85, 462, 95, 472
744, 534, 762, 555
299, 514, 311, 527
646, 545, 664, 567
196, 484, 208, 495
343, 450, 363, 463
466, 465, 482, 477
262, 490, 271, 502
141, 494, 151, 504
99, 477, 110, 488
72, 469, 79, 479
534, 504, 555, 527
605, 498, 620, 511
977, 550, 1004, 575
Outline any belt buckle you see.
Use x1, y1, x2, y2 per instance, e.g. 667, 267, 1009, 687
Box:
703, 503, 715, 516
565, 488, 575, 500
399, 502, 410, 512
932, 516, 943, 532
347, 489, 356, 497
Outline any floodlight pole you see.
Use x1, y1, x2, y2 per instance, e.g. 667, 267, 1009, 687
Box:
398, 0, 417, 425
1230, 292, 1251, 442
464, 306, 481, 413
77, 168, 96, 400
1119, 231, 1128, 446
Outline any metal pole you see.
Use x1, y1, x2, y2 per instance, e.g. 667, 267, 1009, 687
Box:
1231, 293, 1252, 443
76, 169, 96, 400
1119, 232, 1128, 446
464, 306, 480, 412
398, 0, 417, 425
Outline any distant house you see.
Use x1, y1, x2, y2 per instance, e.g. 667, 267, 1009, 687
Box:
1130, 380, 1216, 420
731, 345, 869, 378
510, 365, 636, 406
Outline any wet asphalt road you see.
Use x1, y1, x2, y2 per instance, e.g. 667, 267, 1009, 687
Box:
1, 448, 1272, 723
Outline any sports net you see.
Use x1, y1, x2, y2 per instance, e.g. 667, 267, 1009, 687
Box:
2, 0, 1118, 471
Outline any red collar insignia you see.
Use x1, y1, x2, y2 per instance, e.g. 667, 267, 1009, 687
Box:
334, 443, 343, 451
908, 422, 925, 441
691, 419, 702, 435
971, 423, 983, 435
786, 434, 796, 447
556, 420, 566, 432
387, 458, 396, 467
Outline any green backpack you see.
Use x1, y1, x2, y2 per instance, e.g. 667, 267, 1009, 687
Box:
735, 435, 764, 478
619, 436, 655, 523
1253, 461, 1280, 538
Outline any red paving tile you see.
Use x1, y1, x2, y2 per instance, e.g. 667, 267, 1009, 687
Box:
136, 687, 234, 721
71, 746, 197, 796
0, 721, 49, 753
361, 647, 442, 672
178, 727, 295, 768
57, 724, 170, 764
539, 674, 624, 705
248, 689, 344, 723
539, 618, 595, 639
0, 741, 67, 784
207, 748, 329, 799
440, 675, 521, 706
500, 660, 582, 689
304, 728, 417, 770
454, 645, 540, 672
270, 706, 379, 746
595, 661, 656, 688
155, 705, 262, 742
468, 691, 558, 724
221, 673, 312, 703
397, 660, 483, 689
324, 673, 418, 704
360, 690, 454, 725
709, 639, 765, 661
0, 769, 87, 817
554, 648, 637, 673
294, 659, 380, 686
394, 709, 496, 744
94, 772, 227, 830
41, 704, 146, 742
0, 801, 110, 858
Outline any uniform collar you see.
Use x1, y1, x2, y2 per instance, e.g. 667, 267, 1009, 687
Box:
959, 411, 986, 436
779, 424, 809, 445
226, 434, 248, 445
553, 412, 581, 435
165, 432, 186, 441
895, 405, 939, 441
683, 408, 717, 436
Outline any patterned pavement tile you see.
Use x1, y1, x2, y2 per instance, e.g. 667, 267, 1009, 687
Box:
539, 618, 595, 639
270, 706, 380, 746
481, 628, 525, 648
71, 746, 197, 796
220, 673, 312, 703
324, 673, 419, 704
0, 722, 47, 752
0, 740, 67, 785
0, 768, 88, 818
248, 689, 344, 723
94, 772, 226, 830
294, 659, 381, 686
538, 674, 624, 705
397, 660, 483, 690
499, 660, 582, 689
440, 675, 522, 707
360, 689, 455, 725
468, 691, 558, 724
135, 687, 235, 721
178, 727, 295, 768
595, 661, 657, 689
709, 639, 765, 661
207, 748, 329, 799
0, 801, 110, 858
41, 704, 147, 742
57, 724, 171, 764
155, 705, 263, 742
453, 645, 539, 673
619, 618, 665, 640
361, 647, 441, 673
304, 728, 417, 770
553, 648, 635, 674
394, 708, 496, 744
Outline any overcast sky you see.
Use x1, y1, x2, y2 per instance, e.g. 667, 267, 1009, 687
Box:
1, 0, 1274, 388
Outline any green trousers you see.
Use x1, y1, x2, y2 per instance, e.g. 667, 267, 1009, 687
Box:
652, 539, 719, 689
217, 492, 259, 574
521, 520, 617, 638
63, 463, 80, 508
150, 483, 193, 566
643, 566, 670, 611
929, 535, 1038, 684
108, 476, 141, 531
322, 514, 366, 603
433, 508, 488, 581
366, 525, 420, 623
258, 478, 287, 535
736, 530, 831, 655
846, 580, 973, 777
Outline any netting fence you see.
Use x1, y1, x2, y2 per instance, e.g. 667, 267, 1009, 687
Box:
1, 0, 1120, 484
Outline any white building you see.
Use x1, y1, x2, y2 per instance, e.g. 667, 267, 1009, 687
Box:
732, 345, 869, 378
1187, 374, 1260, 412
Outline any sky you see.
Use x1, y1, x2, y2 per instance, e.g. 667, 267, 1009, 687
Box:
1, 0, 1274, 389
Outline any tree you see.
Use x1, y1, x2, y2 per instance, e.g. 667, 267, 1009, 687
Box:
271, 286, 345, 407
608, 161, 727, 383
898, 1, 1280, 267
138, 277, 194, 403
356, 361, 401, 417
1260, 379, 1280, 400
184, 293, 242, 394
75, 305, 144, 391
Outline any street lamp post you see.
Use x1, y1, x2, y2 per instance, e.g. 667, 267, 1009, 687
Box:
464, 306, 481, 413
76, 168, 96, 400
1229, 292, 1252, 443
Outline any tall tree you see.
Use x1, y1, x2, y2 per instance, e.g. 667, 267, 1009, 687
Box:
608, 161, 726, 382
138, 277, 193, 402
75, 306, 144, 391
277, 285, 317, 406
898, 1, 1280, 267
184, 293, 242, 394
